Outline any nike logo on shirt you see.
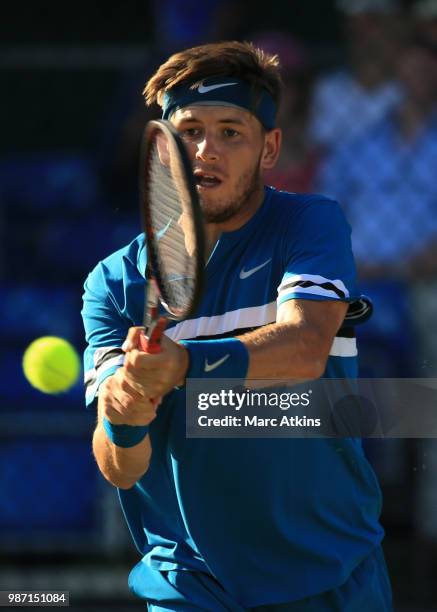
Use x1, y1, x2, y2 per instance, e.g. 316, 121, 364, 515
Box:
197, 82, 238, 94
240, 259, 272, 280
204, 354, 230, 372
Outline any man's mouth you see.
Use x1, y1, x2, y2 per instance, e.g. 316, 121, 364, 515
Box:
194, 172, 223, 189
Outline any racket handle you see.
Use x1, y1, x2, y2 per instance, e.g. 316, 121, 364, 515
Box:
139, 317, 167, 354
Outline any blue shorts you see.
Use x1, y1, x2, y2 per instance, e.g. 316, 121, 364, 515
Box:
141, 547, 392, 611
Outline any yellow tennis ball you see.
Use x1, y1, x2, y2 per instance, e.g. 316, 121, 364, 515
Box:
22, 336, 81, 394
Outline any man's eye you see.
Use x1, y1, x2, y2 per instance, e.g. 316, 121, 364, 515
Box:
224, 128, 239, 138
182, 128, 201, 139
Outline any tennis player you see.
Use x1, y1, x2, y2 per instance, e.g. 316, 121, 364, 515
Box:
82, 42, 392, 611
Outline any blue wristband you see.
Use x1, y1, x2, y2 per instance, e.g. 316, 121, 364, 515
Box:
102, 417, 149, 448
179, 338, 249, 379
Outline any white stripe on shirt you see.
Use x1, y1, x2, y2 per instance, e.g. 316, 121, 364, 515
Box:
165, 302, 277, 341
329, 337, 357, 357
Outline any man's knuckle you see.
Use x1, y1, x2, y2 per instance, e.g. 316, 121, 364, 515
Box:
119, 377, 131, 393
122, 395, 136, 411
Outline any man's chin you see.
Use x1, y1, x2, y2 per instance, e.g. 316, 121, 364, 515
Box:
202, 207, 238, 224
199, 194, 236, 224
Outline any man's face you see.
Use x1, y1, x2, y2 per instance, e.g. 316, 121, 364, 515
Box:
170, 105, 271, 224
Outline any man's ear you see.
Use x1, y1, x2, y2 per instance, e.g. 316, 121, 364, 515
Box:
260, 128, 282, 170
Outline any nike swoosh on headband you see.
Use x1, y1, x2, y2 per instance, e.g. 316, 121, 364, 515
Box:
197, 82, 238, 94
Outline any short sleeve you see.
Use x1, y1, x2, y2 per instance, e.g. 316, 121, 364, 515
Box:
81, 264, 130, 409
277, 199, 358, 307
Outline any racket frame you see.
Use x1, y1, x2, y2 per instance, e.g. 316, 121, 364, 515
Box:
139, 119, 205, 344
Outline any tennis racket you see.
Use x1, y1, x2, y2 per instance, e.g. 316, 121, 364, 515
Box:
138, 119, 205, 354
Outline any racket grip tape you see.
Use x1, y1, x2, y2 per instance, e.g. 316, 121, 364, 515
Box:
139, 317, 167, 353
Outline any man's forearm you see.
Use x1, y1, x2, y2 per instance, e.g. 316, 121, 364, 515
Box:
92, 383, 153, 489
243, 321, 328, 381
93, 420, 151, 489
242, 300, 348, 381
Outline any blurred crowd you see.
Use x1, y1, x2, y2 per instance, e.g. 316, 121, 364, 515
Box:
2, 0, 437, 606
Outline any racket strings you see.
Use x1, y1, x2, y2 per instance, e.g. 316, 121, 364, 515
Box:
147, 141, 197, 315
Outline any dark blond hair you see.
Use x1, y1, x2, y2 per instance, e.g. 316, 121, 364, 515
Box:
143, 41, 283, 110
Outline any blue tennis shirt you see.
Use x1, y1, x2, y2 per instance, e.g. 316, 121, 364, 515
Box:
82, 187, 383, 607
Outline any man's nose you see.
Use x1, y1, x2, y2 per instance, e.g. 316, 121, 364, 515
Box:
195, 136, 220, 162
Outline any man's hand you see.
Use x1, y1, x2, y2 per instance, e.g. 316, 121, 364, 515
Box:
100, 327, 189, 426
99, 372, 157, 426
125, 325, 188, 392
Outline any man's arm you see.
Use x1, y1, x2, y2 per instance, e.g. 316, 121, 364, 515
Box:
120, 299, 348, 397
92, 329, 164, 489
244, 299, 348, 380
92, 382, 151, 489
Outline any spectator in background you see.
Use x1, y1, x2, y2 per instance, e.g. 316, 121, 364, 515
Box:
252, 31, 319, 193
317, 35, 437, 375
317, 37, 437, 282
309, 0, 403, 153
315, 33, 437, 343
